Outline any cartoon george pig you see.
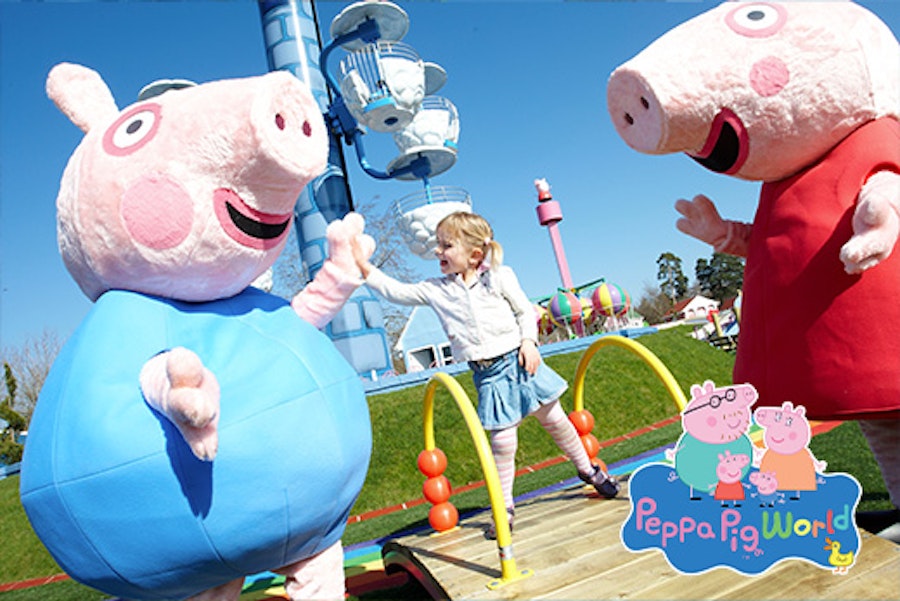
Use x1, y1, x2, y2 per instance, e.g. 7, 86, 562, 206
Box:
607, 1, 899, 528
670, 381, 757, 499
749, 470, 783, 507
755, 402, 827, 499
20, 63, 376, 601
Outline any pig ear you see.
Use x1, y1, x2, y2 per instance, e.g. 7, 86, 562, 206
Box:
46, 62, 119, 133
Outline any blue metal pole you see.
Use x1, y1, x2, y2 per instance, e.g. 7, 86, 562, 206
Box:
259, 0, 393, 379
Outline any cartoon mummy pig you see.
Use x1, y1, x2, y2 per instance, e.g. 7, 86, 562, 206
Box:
755, 402, 827, 499
607, 1, 900, 522
671, 381, 757, 499
20, 63, 375, 601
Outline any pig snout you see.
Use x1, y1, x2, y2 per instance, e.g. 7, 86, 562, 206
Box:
606, 68, 667, 154
237, 71, 328, 210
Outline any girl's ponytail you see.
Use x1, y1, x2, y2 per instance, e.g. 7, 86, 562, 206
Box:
484, 237, 503, 269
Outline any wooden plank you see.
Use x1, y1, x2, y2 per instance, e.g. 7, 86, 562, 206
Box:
382, 480, 900, 600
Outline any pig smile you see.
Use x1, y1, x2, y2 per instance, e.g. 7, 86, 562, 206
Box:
689, 108, 749, 175
214, 188, 291, 250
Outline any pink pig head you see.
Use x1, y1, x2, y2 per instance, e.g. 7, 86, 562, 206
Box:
607, 1, 900, 182
47, 63, 328, 302
716, 450, 750, 484
754, 401, 811, 455
749, 470, 778, 495
682, 380, 757, 444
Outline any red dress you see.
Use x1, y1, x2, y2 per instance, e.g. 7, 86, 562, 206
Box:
735, 118, 900, 420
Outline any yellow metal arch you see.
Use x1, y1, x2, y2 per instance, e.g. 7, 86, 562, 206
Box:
572, 335, 688, 414
422, 371, 533, 589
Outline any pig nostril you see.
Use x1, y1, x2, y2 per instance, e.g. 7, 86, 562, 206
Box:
302, 121, 312, 137
640, 96, 650, 110
624, 113, 634, 126
275, 113, 286, 131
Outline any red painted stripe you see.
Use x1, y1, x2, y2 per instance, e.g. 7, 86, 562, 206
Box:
347, 413, 687, 525
0, 573, 70, 592
0, 417, 845, 593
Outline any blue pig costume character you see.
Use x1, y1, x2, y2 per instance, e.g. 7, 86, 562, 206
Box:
20, 63, 377, 600
607, 1, 900, 539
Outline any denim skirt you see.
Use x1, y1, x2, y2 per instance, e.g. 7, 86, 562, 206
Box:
470, 348, 568, 431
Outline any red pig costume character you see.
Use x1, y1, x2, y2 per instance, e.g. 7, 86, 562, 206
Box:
607, 1, 900, 537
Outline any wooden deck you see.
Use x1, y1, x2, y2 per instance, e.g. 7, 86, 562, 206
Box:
382, 480, 900, 600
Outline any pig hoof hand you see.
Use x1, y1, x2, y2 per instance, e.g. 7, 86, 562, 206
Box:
840, 205, 897, 273
327, 212, 375, 276
842, 172, 900, 274
165, 347, 220, 461
840, 237, 891, 274
674, 194, 728, 247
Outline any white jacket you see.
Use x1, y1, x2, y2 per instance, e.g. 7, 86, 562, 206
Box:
366, 265, 538, 362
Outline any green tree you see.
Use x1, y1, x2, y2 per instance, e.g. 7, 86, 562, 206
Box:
656, 252, 689, 305
695, 253, 745, 303
0, 363, 26, 464
0, 329, 62, 424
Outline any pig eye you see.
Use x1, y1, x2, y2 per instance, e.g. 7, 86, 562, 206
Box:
103, 104, 162, 157
725, 3, 787, 38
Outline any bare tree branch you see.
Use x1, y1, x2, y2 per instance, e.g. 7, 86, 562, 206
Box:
1, 329, 64, 423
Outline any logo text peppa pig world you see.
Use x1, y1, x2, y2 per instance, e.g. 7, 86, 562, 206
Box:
620, 382, 862, 575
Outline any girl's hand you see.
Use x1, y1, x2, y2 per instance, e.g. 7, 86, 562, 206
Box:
350, 232, 375, 278
519, 339, 541, 376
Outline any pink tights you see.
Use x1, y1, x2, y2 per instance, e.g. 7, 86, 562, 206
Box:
489, 400, 593, 510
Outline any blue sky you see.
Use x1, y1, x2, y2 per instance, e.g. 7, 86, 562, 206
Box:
1, 1, 898, 351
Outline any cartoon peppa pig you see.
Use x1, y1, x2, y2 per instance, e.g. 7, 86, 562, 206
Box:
714, 450, 750, 507
671, 381, 757, 499
607, 1, 900, 532
19, 63, 376, 601
755, 402, 827, 499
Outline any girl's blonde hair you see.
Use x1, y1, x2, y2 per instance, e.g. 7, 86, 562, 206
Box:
436, 211, 504, 268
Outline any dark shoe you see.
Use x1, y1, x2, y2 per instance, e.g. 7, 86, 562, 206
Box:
486, 507, 514, 540
580, 465, 619, 499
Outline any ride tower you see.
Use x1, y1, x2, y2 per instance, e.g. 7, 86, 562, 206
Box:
258, 0, 392, 379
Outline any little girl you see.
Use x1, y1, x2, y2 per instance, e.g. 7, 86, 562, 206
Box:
353, 211, 618, 537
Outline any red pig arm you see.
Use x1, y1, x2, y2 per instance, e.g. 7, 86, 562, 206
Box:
840, 170, 900, 274
675, 194, 752, 257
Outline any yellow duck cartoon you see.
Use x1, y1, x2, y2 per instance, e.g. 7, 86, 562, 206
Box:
824, 537, 855, 574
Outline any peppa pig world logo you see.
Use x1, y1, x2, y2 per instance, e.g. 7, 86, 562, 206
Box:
620, 381, 862, 576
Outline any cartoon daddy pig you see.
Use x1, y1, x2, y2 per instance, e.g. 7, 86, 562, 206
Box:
607, 1, 900, 526
20, 63, 376, 601
755, 402, 827, 499
671, 381, 757, 499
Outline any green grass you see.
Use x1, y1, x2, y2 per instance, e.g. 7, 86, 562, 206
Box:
356, 326, 735, 516
0, 327, 890, 600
